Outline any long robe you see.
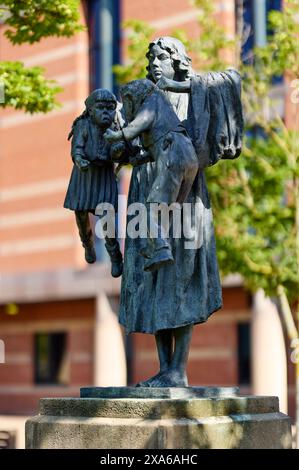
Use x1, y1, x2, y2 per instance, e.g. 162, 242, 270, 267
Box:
119, 70, 243, 334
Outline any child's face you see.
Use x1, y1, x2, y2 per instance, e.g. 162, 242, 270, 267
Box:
90, 100, 116, 128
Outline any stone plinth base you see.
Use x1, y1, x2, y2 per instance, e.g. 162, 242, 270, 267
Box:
25, 387, 292, 449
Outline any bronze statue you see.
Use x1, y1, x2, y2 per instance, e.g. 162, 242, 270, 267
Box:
117, 37, 243, 387
104, 78, 198, 272
64, 38, 243, 388
64, 88, 124, 277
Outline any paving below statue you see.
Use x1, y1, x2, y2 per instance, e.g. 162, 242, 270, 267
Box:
25, 387, 292, 449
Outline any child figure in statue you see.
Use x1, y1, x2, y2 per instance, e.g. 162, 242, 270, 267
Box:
64, 88, 125, 278
104, 79, 198, 272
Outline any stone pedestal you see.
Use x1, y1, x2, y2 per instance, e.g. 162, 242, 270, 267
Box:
25, 387, 292, 449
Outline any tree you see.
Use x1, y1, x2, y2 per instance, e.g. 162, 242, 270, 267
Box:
114, 0, 299, 445
0, 0, 84, 113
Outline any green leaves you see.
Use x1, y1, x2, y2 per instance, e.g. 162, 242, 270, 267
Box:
207, 134, 298, 301
113, 20, 154, 84
0, 0, 83, 113
184, 0, 236, 71
0, 61, 62, 113
0, 0, 84, 44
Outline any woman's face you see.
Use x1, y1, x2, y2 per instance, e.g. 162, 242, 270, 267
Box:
148, 45, 175, 82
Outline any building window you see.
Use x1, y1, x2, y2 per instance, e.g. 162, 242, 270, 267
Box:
34, 333, 68, 385
88, 0, 120, 93
237, 323, 251, 385
237, 0, 282, 63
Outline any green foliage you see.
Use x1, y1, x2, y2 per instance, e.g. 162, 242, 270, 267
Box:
113, 20, 154, 84
254, 0, 299, 79
0, 0, 83, 113
204, 0, 299, 302
0, 61, 62, 113
173, 0, 236, 71
115, 0, 299, 304
241, 0, 299, 127
0, 0, 84, 44
208, 133, 298, 301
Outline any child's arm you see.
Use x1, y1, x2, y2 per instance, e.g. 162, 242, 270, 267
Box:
104, 101, 155, 143
156, 76, 191, 93
103, 129, 123, 143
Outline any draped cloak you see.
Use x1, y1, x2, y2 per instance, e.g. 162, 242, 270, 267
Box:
119, 70, 243, 334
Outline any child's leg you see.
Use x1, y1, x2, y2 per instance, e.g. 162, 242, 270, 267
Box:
148, 206, 169, 248
100, 212, 123, 278
104, 237, 123, 278
176, 164, 198, 204
75, 210, 96, 263
143, 203, 174, 272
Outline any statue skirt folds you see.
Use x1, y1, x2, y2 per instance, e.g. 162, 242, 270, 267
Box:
119, 163, 223, 335
64, 162, 118, 211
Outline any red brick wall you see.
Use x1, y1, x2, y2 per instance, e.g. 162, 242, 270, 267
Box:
0, 299, 95, 414
122, 0, 236, 65
131, 286, 250, 386
0, 2, 89, 273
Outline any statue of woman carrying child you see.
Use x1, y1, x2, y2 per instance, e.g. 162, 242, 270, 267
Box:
65, 36, 243, 388
113, 37, 243, 387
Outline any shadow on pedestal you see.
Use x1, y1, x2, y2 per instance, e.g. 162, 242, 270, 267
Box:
25, 387, 292, 449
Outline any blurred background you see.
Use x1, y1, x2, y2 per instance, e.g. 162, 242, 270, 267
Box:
0, 0, 298, 449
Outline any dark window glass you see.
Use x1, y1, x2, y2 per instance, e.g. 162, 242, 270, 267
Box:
237, 323, 251, 385
238, 0, 282, 65
241, 0, 255, 64
266, 0, 283, 85
88, 0, 120, 93
267, 0, 282, 13
34, 333, 67, 385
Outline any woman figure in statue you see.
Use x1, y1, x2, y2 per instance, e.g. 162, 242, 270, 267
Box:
119, 37, 243, 387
